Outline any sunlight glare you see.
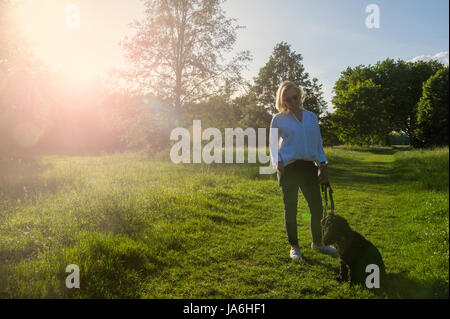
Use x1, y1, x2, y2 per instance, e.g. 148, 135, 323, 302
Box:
14, 0, 116, 83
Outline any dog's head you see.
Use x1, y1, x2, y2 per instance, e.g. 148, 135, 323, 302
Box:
321, 213, 352, 246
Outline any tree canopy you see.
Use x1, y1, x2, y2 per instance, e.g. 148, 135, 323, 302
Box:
251, 42, 327, 116
331, 58, 447, 146
415, 67, 449, 147
116, 0, 252, 126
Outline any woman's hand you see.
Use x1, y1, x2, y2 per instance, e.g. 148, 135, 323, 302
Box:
277, 162, 285, 175
318, 165, 329, 184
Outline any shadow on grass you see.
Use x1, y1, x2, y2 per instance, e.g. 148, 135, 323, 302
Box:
335, 145, 412, 155
301, 255, 337, 273
391, 153, 449, 193
324, 156, 396, 191
378, 272, 449, 298
231, 148, 402, 186
0, 158, 65, 202
0, 157, 52, 174
231, 156, 394, 185
298, 260, 448, 298
391, 145, 413, 152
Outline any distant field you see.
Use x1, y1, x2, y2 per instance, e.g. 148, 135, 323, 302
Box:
0, 145, 448, 298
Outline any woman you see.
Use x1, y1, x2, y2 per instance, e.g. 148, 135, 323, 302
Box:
270, 80, 337, 260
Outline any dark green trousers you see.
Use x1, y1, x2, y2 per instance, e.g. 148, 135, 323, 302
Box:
277, 159, 323, 246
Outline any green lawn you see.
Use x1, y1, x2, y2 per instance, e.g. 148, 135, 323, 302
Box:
0, 145, 448, 298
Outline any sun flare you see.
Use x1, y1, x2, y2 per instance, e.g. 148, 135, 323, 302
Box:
14, 0, 118, 82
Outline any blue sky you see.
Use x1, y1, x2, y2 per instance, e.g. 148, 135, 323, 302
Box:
17, 0, 449, 111
221, 0, 449, 111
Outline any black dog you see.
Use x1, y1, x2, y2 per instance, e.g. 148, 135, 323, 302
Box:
321, 213, 386, 287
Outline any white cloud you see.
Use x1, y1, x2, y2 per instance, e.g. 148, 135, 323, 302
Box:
408, 51, 449, 65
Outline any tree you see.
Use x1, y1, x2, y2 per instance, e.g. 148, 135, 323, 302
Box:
331, 79, 391, 145
0, 0, 49, 156
251, 42, 327, 115
371, 59, 411, 133
185, 92, 242, 132
372, 58, 445, 145
117, 0, 252, 126
404, 60, 445, 147
184, 85, 273, 148
106, 93, 175, 152
331, 58, 446, 146
319, 112, 341, 146
234, 90, 271, 129
415, 67, 449, 147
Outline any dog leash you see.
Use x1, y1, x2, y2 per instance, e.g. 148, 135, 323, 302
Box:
321, 182, 334, 216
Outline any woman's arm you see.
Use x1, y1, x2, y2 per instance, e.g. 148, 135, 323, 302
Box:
269, 116, 283, 170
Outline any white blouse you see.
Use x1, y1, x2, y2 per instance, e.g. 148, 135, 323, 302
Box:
269, 109, 328, 168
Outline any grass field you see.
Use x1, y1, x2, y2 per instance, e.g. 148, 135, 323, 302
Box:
0, 145, 448, 298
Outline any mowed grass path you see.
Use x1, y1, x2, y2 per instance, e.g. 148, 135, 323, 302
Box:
0, 146, 448, 298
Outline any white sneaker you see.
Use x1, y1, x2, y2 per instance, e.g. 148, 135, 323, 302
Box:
290, 247, 303, 260
311, 243, 338, 258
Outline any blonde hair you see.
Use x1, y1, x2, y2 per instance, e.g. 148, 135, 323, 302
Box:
275, 80, 306, 113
